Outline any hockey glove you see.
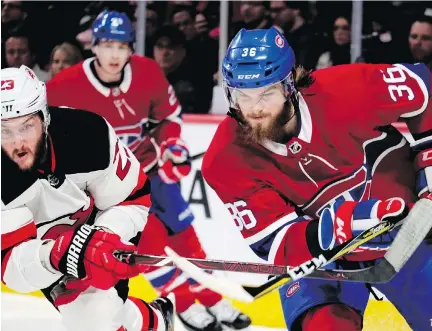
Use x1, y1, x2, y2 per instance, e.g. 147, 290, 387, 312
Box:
50, 224, 143, 290
158, 138, 191, 183
318, 198, 409, 261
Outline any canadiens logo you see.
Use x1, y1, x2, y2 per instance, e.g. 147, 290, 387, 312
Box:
286, 282, 300, 297
115, 119, 148, 151
275, 35, 284, 48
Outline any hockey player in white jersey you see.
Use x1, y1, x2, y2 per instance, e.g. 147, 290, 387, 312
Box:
1, 65, 175, 331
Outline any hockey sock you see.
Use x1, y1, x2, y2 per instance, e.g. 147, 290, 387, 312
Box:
188, 280, 222, 307
301, 304, 362, 331
127, 296, 164, 331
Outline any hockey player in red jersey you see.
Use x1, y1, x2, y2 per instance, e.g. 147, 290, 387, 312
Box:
1, 65, 175, 331
46, 11, 251, 331
203, 27, 432, 331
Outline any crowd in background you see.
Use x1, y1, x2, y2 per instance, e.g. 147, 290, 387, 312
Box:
2, 0, 432, 114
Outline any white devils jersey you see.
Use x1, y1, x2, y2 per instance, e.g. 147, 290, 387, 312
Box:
1, 107, 151, 293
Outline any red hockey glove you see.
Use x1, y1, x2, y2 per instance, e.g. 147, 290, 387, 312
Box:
158, 138, 191, 183
52, 277, 90, 307
50, 224, 143, 290
318, 198, 409, 261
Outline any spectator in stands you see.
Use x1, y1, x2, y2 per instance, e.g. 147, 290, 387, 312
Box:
316, 15, 351, 70
76, 14, 96, 59
408, 15, 432, 70
144, 4, 162, 58
131, 3, 161, 58
4, 32, 48, 81
48, 42, 83, 79
1, 1, 26, 41
236, 1, 271, 31
359, 2, 399, 64
170, 5, 218, 83
269, 1, 321, 69
153, 25, 212, 114
194, 2, 220, 41
171, 4, 197, 41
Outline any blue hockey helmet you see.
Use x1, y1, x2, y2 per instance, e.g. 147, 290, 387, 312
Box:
92, 11, 135, 45
222, 27, 297, 111
222, 27, 295, 88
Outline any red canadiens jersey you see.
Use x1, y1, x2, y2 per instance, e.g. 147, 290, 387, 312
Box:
203, 63, 432, 264
46, 55, 182, 172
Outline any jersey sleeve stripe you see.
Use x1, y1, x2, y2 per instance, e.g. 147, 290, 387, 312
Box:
267, 223, 292, 263
1, 222, 37, 251
396, 63, 430, 118
245, 211, 299, 245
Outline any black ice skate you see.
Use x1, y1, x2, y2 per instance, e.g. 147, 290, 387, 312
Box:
207, 299, 252, 330
178, 302, 223, 331
150, 293, 176, 331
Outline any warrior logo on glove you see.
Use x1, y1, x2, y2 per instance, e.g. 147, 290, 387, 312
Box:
50, 224, 143, 289
64, 225, 93, 278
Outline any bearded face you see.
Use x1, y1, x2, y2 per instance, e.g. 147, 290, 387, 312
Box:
231, 83, 295, 143
1, 113, 46, 171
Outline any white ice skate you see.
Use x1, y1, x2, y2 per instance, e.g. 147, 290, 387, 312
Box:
208, 299, 252, 330
178, 302, 223, 331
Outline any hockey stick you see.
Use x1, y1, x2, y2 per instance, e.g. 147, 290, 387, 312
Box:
46, 212, 400, 304
188, 151, 205, 162
162, 198, 432, 300
116, 202, 410, 274
51, 199, 432, 303
112, 216, 404, 277
176, 151, 205, 167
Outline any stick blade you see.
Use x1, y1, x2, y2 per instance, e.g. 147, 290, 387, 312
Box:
164, 246, 254, 303
385, 197, 432, 271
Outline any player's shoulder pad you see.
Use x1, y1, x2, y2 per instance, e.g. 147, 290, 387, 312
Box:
130, 54, 161, 74
46, 61, 85, 86
312, 63, 366, 84
48, 106, 111, 174
202, 117, 241, 182
398, 63, 431, 96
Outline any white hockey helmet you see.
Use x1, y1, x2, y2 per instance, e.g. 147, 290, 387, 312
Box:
1, 65, 50, 130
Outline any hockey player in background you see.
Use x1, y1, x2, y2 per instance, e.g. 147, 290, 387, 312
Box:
1, 65, 175, 331
46, 11, 251, 331
203, 27, 432, 331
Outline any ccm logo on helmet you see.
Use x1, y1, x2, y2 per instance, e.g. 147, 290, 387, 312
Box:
1, 80, 14, 91
237, 74, 260, 80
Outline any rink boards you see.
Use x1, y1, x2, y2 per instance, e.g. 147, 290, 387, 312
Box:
0, 115, 411, 330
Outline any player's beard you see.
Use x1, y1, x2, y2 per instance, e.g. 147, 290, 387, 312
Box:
30, 134, 47, 171
4, 134, 46, 172
238, 101, 295, 144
